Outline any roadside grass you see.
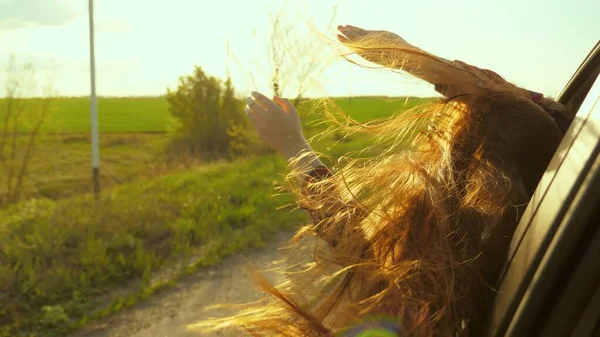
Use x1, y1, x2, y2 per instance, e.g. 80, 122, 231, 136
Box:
6, 133, 169, 201
0, 155, 307, 337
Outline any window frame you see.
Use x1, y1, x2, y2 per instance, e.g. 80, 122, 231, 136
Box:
483, 41, 600, 337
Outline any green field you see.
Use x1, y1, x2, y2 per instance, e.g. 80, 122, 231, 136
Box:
45, 97, 169, 133
0, 96, 429, 133
0, 95, 435, 336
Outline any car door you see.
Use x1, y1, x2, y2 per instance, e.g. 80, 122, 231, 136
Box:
483, 40, 600, 337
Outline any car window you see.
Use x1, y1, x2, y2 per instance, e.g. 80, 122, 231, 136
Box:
483, 44, 600, 337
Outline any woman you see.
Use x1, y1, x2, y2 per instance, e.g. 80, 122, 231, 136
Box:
197, 25, 567, 336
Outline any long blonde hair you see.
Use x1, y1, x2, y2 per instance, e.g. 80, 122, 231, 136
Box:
191, 40, 564, 337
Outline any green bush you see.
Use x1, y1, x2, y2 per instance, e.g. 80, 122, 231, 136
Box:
165, 67, 255, 161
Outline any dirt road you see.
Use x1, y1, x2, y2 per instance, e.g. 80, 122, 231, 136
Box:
71, 231, 302, 337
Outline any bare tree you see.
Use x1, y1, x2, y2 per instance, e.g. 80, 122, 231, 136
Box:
0, 55, 56, 205
266, 1, 339, 106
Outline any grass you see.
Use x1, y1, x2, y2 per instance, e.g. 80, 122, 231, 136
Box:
9, 133, 169, 201
332, 96, 431, 123
0, 95, 433, 336
0, 155, 306, 337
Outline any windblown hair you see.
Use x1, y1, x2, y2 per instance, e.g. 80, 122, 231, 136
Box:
191, 41, 564, 336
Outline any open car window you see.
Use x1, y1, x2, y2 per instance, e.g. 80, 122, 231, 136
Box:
484, 41, 600, 337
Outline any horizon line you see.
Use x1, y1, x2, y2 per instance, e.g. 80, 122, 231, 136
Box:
0, 94, 442, 100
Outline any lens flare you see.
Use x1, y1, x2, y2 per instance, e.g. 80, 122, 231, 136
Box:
338, 316, 401, 337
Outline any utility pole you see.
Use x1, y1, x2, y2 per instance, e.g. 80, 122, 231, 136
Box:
88, 0, 100, 199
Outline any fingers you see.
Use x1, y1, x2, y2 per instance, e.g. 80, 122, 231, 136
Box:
337, 34, 350, 43
338, 24, 363, 32
282, 97, 293, 111
245, 105, 260, 127
250, 91, 278, 111
246, 91, 291, 129
246, 97, 265, 114
273, 96, 293, 112
245, 97, 266, 129
337, 24, 366, 40
247, 91, 295, 116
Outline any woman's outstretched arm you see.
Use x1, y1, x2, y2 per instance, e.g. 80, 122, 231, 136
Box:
244, 91, 326, 179
244, 92, 367, 249
336, 25, 570, 121
336, 25, 456, 85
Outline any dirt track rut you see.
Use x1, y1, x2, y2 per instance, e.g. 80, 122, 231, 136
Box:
70, 231, 299, 337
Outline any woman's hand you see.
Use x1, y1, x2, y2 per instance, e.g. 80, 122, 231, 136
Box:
336, 24, 412, 48
336, 24, 463, 93
245, 91, 311, 161
336, 25, 417, 67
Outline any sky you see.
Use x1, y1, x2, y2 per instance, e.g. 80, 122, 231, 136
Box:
0, 0, 598, 99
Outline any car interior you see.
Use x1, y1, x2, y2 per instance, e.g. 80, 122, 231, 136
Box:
483, 40, 600, 337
